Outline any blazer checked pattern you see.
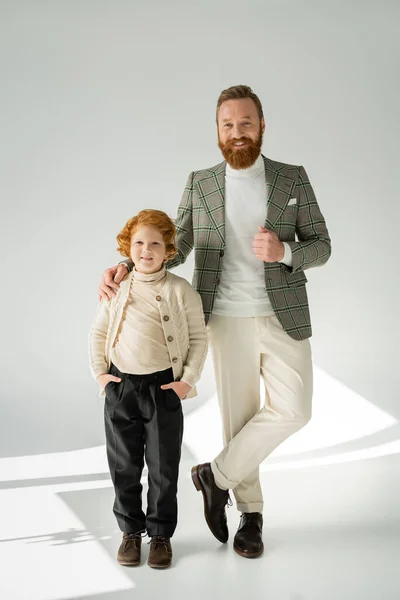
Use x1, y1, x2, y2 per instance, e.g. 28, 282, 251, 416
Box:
166, 155, 331, 341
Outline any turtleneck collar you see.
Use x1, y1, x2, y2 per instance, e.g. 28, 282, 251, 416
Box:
226, 153, 264, 178
132, 265, 167, 283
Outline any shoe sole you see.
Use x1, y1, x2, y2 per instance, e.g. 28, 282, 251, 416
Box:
117, 559, 141, 566
233, 542, 264, 559
147, 561, 171, 569
191, 465, 228, 544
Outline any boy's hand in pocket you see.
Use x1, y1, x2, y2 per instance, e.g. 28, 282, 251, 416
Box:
96, 373, 122, 393
160, 381, 191, 400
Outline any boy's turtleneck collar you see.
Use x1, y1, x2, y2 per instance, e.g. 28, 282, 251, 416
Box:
132, 265, 166, 283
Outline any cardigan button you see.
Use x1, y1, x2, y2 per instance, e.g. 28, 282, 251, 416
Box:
172, 357, 178, 363
163, 315, 170, 321
167, 335, 173, 342
156, 295, 161, 301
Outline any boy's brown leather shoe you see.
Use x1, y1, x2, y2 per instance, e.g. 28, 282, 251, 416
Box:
147, 536, 173, 569
117, 533, 142, 566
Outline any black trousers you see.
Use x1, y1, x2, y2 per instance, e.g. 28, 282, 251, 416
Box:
104, 363, 183, 538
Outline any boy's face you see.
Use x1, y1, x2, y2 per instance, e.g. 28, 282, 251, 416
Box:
130, 225, 167, 274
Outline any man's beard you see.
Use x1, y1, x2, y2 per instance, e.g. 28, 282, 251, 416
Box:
218, 130, 263, 170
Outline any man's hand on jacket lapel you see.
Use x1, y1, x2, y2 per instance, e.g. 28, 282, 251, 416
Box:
252, 226, 285, 263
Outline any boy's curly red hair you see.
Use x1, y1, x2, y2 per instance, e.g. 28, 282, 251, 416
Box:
116, 209, 178, 262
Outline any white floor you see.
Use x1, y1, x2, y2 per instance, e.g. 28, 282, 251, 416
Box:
2, 369, 400, 600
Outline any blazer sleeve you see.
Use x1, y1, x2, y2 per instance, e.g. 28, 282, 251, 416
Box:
165, 171, 195, 270
286, 166, 332, 273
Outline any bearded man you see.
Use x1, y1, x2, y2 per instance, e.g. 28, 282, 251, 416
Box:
99, 85, 331, 558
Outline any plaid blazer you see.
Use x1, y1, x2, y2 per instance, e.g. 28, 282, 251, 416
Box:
165, 155, 331, 341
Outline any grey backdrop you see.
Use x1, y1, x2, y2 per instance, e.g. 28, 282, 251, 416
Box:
1, 0, 399, 457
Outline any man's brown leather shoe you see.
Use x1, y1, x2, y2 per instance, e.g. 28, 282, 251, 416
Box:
191, 462, 231, 543
233, 512, 264, 558
117, 533, 142, 566
147, 536, 172, 569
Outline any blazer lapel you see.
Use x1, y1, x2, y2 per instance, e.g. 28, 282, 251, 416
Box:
197, 161, 226, 246
263, 156, 295, 229
196, 155, 295, 243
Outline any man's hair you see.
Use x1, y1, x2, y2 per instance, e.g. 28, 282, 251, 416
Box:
116, 209, 178, 261
216, 85, 264, 121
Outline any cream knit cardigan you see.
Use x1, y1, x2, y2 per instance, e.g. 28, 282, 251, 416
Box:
89, 270, 208, 399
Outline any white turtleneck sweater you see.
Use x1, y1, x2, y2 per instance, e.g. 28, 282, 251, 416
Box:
212, 154, 293, 318
111, 266, 172, 375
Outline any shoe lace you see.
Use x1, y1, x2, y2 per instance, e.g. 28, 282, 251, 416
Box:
148, 536, 171, 552
122, 530, 145, 551
241, 512, 261, 527
216, 492, 233, 513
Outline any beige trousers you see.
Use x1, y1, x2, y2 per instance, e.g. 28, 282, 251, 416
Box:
207, 314, 313, 513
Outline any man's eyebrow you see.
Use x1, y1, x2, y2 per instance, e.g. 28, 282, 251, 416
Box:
222, 116, 253, 122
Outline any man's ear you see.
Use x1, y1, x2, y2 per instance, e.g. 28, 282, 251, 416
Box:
261, 117, 266, 134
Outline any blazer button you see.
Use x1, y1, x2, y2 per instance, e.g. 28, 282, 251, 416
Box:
167, 335, 173, 342
163, 315, 170, 321
172, 357, 178, 363
220, 250, 224, 257
156, 295, 161, 301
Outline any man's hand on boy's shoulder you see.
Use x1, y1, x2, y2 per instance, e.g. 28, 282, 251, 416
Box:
160, 381, 192, 400
98, 264, 129, 302
96, 373, 122, 393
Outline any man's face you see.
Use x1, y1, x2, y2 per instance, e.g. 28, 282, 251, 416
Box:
217, 98, 265, 169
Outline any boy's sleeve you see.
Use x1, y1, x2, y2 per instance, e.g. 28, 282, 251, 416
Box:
88, 299, 111, 379
180, 283, 208, 389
